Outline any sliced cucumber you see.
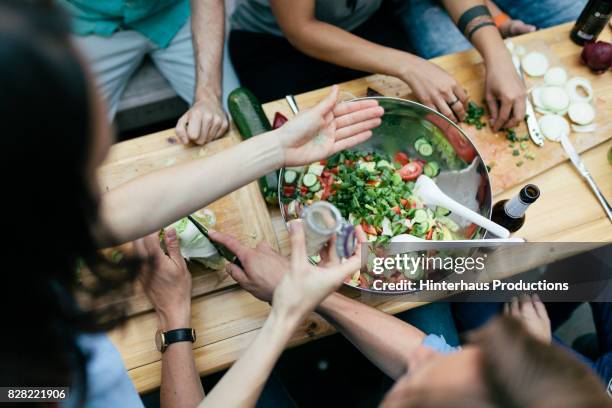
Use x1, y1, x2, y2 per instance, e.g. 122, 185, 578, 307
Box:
414, 138, 429, 150
423, 161, 440, 177
309, 182, 321, 192
418, 143, 434, 157
412, 209, 428, 224
302, 173, 318, 187
284, 170, 297, 184
435, 206, 451, 216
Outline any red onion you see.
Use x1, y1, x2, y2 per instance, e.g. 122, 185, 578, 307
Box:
581, 41, 612, 74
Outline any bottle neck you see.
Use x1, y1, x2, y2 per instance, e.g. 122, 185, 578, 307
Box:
503, 195, 530, 219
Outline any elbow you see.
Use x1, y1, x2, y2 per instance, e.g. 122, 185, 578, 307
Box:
281, 22, 319, 56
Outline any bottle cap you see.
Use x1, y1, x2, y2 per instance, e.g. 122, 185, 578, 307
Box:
519, 184, 540, 204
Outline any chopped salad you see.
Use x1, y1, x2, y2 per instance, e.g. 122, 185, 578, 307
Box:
281, 146, 462, 246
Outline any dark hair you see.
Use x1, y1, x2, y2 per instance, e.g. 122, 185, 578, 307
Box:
0, 1, 138, 404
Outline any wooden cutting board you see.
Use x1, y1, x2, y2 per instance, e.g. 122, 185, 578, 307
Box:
261, 24, 611, 195
98, 127, 278, 316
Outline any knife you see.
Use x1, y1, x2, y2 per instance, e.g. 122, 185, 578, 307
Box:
559, 133, 612, 222
187, 215, 243, 268
512, 55, 544, 147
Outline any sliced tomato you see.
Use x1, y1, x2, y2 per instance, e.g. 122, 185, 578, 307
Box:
321, 183, 332, 201
364, 154, 373, 161
445, 126, 476, 163
394, 152, 409, 166
272, 112, 288, 129
319, 159, 327, 166
300, 185, 309, 195
344, 159, 354, 167
391, 206, 401, 215
400, 198, 409, 207
361, 221, 377, 235
283, 186, 295, 197
330, 166, 339, 175
398, 162, 423, 181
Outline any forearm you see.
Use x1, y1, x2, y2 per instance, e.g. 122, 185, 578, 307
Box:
161, 342, 205, 408
316, 293, 425, 379
442, 0, 510, 65
98, 130, 283, 246
283, 20, 414, 79
199, 309, 298, 408
190, 0, 224, 100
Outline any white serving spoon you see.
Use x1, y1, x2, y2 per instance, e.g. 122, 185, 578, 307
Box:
414, 175, 510, 238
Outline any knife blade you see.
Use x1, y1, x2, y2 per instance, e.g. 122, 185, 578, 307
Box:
559, 133, 612, 222
187, 215, 243, 268
512, 55, 544, 147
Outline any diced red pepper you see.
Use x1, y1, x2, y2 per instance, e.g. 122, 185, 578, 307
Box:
394, 152, 409, 166
319, 159, 327, 166
361, 221, 377, 235
398, 162, 423, 181
300, 186, 309, 195
283, 185, 295, 197
321, 184, 332, 201
426, 228, 434, 240
330, 166, 339, 175
465, 223, 478, 239
272, 112, 288, 129
344, 159, 354, 167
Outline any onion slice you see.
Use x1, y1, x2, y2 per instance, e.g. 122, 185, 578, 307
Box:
541, 86, 570, 113
544, 67, 567, 86
571, 123, 597, 133
522, 52, 549, 77
531, 86, 545, 109
566, 77, 593, 103
538, 114, 569, 142
568, 102, 596, 125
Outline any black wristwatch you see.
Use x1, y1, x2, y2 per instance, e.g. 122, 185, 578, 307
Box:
155, 328, 196, 353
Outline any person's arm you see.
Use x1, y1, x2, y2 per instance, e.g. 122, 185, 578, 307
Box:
270, 0, 468, 122
95, 87, 383, 247
441, 0, 527, 131
316, 294, 425, 379
175, 0, 228, 145
210, 229, 427, 381
135, 230, 204, 408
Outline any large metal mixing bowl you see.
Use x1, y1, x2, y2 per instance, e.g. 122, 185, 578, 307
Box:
278, 97, 493, 293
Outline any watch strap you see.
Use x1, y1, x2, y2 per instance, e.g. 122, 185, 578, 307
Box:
164, 328, 195, 348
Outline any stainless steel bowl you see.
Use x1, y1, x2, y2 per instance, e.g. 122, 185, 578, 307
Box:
278, 97, 493, 293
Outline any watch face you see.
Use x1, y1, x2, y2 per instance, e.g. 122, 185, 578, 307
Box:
155, 329, 165, 352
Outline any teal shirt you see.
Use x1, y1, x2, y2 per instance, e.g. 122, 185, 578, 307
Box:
57, 0, 190, 48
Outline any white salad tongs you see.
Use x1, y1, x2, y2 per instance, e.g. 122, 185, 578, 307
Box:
414, 175, 511, 239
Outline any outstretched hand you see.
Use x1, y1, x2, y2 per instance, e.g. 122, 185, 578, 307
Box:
210, 222, 365, 319
278, 85, 384, 167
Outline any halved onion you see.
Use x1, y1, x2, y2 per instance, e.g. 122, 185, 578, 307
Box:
541, 86, 570, 113
544, 67, 567, 86
522, 52, 549, 77
538, 114, 569, 142
566, 77, 593, 103
572, 123, 597, 133
568, 102, 596, 125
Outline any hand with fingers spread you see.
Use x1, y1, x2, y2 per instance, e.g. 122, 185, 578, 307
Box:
134, 228, 193, 329
504, 294, 551, 344
397, 56, 468, 123
210, 221, 365, 320
175, 91, 229, 146
277, 85, 384, 167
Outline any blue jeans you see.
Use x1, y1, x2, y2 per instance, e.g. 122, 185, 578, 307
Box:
394, 0, 587, 58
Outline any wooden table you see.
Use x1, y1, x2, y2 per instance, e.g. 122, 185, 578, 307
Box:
106, 23, 612, 393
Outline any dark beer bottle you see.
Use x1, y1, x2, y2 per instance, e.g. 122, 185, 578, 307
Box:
491, 184, 540, 233
570, 0, 612, 45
